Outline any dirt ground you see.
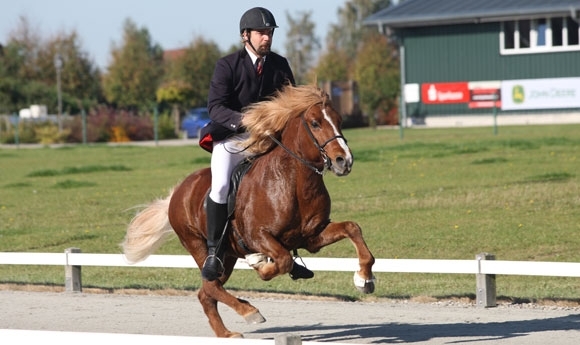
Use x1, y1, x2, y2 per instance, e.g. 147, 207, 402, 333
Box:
1, 285, 579, 344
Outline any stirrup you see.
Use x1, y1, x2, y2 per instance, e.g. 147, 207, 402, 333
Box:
201, 254, 225, 281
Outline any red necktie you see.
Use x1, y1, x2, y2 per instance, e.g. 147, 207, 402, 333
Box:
255, 58, 263, 76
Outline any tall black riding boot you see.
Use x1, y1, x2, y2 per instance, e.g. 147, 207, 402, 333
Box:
201, 197, 229, 281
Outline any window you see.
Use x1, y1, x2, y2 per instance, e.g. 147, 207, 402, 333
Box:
504, 21, 515, 49
519, 20, 531, 48
567, 17, 579, 45
536, 19, 546, 46
501, 16, 580, 54
552, 18, 563, 46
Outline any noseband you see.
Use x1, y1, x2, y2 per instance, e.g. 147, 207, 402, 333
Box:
267, 103, 347, 175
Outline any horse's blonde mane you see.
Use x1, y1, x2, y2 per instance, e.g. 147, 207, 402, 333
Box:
240, 84, 329, 154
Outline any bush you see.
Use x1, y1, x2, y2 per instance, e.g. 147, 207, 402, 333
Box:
156, 112, 178, 140
0, 119, 41, 144
66, 107, 161, 143
0, 107, 177, 144
34, 123, 70, 144
114, 111, 154, 141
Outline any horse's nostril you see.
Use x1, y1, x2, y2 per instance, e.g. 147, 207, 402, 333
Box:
335, 156, 345, 168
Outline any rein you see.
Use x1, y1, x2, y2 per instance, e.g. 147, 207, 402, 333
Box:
267, 104, 347, 175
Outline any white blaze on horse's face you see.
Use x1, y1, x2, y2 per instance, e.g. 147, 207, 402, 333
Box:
322, 108, 353, 176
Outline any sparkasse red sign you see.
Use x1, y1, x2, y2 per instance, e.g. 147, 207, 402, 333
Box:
421, 82, 470, 104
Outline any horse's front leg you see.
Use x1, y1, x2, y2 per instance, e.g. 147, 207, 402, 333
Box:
305, 221, 376, 293
249, 232, 295, 281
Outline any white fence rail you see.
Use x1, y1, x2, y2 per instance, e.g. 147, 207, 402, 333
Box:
2, 251, 579, 276
0, 329, 354, 345
1, 250, 579, 307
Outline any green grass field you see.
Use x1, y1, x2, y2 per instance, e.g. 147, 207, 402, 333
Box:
1, 124, 579, 302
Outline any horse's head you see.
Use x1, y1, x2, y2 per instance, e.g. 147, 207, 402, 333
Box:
241, 84, 353, 176
300, 101, 353, 176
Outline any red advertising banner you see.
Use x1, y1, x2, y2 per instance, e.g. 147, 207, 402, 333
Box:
468, 88, 501, 109
421, 82, 470, 104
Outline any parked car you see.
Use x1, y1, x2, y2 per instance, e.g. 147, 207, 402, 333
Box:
181, 107, 210, 138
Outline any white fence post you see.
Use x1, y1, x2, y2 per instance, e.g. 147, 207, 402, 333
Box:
275, 334, 302, 345
65, 248, 82, 292
476, 253, 496, 308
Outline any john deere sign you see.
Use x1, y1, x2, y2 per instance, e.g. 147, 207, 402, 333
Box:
501, 77, 580, 110
512, 85, 525, 104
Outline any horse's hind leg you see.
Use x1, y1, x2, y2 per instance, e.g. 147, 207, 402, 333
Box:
198, 256, 266, 338
305, 220, 376, 293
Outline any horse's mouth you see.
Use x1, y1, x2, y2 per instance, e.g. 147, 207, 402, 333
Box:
330, 157, 352, 176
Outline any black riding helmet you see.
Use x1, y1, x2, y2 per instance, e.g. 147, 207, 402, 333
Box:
239, 7, 278, 33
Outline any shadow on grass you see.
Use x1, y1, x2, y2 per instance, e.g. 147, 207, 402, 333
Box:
27, 165, 131, 177
52, 180, 97, 189
523, 172, 574, 183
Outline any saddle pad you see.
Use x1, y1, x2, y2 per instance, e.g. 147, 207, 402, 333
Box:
227, 157, 254, 217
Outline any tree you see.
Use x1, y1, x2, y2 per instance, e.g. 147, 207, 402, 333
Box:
355, 32, 399, 126
313, 44, 350, 82
102, 18, 164, 111
43, 32, 101, 100
157, 37, 221, 134
0, 16, 101, 114
284, 11, 320, 84
322, 0, 392, 79
177, 38, 222, 108
0, 42, 28, 113
40, 31, 102, 113
329, 0, 391, 58
4, 16, 42, 81
314, 0, 395, 126
0, 16, 44, 113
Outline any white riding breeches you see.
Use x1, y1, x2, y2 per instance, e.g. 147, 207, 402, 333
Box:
208, 133, 250, 204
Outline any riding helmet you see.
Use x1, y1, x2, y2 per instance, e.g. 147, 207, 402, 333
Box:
239, 7, 278, 33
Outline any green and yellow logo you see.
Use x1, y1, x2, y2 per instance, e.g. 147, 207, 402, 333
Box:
512, 85, 524, 104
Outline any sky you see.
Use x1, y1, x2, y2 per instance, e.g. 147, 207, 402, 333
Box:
0, 0, 350, 70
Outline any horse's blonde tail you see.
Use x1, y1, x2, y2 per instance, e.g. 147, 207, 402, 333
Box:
122, 190, 175, 264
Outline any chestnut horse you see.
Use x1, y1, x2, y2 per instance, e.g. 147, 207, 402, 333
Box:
122, 84, 375, 338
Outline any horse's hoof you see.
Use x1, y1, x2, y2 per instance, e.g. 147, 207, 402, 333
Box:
244, 311, 266, 324
227, 332, 244, 338
357, 281, 375, 294
353, 271, 376, 294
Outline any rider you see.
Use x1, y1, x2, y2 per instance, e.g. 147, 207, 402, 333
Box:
198, 7, 314, 282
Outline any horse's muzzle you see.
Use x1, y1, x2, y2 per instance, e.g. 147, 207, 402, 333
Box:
331, 155, 352, 176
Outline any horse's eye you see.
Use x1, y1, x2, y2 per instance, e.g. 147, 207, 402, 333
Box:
311, 120, 320, 128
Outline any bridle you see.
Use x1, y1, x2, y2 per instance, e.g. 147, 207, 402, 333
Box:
267, 103, 347, 175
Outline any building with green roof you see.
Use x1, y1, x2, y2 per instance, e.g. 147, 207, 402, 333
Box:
365, 0, 580, 126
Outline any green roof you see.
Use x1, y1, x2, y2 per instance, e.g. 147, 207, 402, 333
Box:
364, 0, 580, 28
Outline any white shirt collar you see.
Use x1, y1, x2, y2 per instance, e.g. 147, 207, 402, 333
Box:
245, 47, 266, 64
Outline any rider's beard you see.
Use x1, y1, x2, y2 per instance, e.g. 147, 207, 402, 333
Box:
256, 43, 271, 56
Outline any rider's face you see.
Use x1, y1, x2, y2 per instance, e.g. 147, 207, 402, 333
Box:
247, 28, 273, 56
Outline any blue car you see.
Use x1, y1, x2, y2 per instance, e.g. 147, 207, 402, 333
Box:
181, 107, 210, 138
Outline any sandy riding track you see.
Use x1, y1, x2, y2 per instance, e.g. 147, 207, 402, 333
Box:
1, 289, 579, 344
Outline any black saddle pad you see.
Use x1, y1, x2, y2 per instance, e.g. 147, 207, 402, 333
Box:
227, 158, 254, 217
